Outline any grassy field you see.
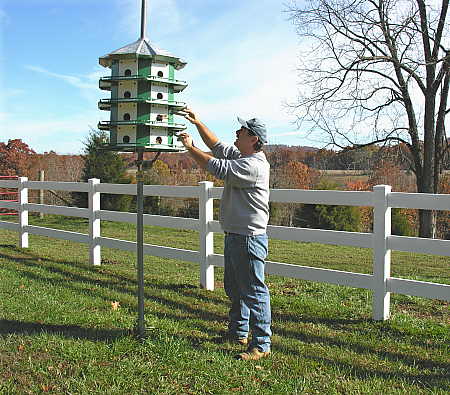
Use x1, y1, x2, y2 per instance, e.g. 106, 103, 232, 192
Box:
0, 215, 449, 394
319, 169, 450, 189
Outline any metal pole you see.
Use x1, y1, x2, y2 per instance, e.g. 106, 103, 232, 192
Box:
39, 170, 45, 219
140, 0, 147, 39
136, 148, 146, 338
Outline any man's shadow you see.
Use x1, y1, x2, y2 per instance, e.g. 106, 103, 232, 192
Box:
0, 319, 130, 342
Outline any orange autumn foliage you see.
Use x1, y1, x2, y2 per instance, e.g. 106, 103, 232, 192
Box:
367, 160, 418, 234
0, 139, 36, 177
278, 161, 320, 189
437, 175, 450, 239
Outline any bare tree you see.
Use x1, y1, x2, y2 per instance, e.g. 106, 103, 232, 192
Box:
288, 0, 449, 237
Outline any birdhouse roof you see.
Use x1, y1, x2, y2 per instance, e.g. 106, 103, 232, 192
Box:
99, 38, 187, 69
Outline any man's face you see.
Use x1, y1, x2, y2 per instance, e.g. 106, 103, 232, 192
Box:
234, 127, 258, 151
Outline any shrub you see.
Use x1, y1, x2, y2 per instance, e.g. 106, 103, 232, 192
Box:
391, 208, 415, 236
73, 130, 133, 212
294, 180, 361, 232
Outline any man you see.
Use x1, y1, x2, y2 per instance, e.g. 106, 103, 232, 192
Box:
178, 108, 271, 361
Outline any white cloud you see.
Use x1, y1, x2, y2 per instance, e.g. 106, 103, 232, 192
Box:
138, 0, 310, 144
25, 65, 97, 91
180, 37, 302, 142
116, 0, 185, 40
108, 0, 303, 134
271, 131, 303, 138
1, 111, 100, 154
24, 64, 105, 109
85, 69, 105, 83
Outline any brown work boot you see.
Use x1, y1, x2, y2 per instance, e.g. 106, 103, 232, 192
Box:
236, 347, 270, 361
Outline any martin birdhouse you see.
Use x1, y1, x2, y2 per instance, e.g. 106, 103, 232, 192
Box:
97, 1, 187, 152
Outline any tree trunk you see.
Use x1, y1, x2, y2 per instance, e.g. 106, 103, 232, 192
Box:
415, 172, 437, 238
418, 210, 436, 238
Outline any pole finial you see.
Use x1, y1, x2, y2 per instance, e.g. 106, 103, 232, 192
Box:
140, 0, 147, 39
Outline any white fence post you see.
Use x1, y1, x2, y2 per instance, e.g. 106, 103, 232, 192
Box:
89, 178, 101, 265
199, 181, 214, 290
372, 185, 392, 320
18, 177, 29, 248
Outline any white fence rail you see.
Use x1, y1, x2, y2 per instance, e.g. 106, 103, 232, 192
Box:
1, 178, 449, 321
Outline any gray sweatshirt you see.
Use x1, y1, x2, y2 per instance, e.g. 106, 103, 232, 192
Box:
206, 142, 270, 235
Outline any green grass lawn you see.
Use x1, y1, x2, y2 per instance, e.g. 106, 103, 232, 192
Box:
0, 215, 449, 394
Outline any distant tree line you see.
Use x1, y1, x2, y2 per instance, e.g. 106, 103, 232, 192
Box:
1, 135, 449, 239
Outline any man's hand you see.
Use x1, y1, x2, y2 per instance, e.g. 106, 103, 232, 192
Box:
179, 107, 200, 125
177, 107, 219, 150
178, 131, 214, 169
177, 132, 194, 149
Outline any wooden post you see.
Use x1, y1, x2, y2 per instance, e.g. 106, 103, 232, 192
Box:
88, 178, 101, 265
199, 181, 214, 290
18, 177, 29, 248
372, 185, 392, 320
39, 170, 44, 218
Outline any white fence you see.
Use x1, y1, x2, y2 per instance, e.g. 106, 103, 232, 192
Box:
1, 177, 449, 321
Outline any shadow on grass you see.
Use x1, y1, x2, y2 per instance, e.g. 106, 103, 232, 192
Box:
0, 247, 228, 340
2, 245, 447, 339
0, 244, 17, 250
273, 306, 449, 350
2, 243, 449, 385
273, 322, 450, 372
0, 319, 130, 342
275, 341, 449, 390
0, 243, 226, 304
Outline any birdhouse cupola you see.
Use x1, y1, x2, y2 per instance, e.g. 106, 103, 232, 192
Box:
97, 0, 187, 152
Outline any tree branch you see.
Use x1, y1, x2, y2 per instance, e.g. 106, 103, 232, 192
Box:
431, 0, 449, 59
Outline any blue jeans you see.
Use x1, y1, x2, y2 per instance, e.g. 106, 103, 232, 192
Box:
224, 233, 271, 352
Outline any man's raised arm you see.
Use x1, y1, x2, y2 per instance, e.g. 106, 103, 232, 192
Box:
177, 132, 213, 170
180, 108, 219, 150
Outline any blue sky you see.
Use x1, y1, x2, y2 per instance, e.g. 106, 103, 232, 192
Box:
0, 0, 313, 154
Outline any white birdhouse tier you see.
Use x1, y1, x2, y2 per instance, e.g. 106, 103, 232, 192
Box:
98, 38, 188, 152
